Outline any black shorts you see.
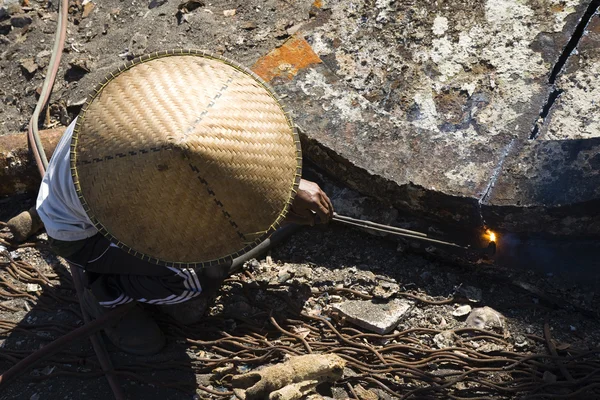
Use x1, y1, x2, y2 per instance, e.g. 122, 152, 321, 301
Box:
61, 234, 228, 308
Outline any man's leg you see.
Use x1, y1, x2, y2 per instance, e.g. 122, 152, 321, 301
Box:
66, 235, 206, 305
63, 234, 205, 354
62, 234, 231, 348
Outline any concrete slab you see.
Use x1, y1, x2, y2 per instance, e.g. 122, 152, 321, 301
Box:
254, 0, 595, 234
483, 11, 600, 234
332, 298, 413, 334
2, 0, 598, 238
542, 13, 600, 141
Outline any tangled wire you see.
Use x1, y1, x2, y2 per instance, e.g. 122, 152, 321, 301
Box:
1, 222, 600, 399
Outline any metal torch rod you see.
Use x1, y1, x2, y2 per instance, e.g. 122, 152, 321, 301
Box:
332, 213, 468, 249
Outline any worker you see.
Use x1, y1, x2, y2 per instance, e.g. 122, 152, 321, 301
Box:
35, 51, 333, 355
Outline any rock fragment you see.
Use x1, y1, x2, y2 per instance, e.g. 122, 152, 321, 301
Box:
223, 9, 236, 17
177, 0, 204, 14
269, 380, 318, 400
476, 342, 505, 353
332, 298, 413, 334
128, 32, 148, 57
433, 330, 456, 349
231, 354, 345, 400
241, 21, 257, 30
0, 21, 10, 35
148, 0, 168, 9
26, 283, 41, 292
10, 14, 32, 28
65, 58, 92, 82
372, 280, 399, 299
34, 50, 51, 68
19, 57, 37, 76
466, 306, 505, 331
353, 384, 378, 400
82, 1, 95, 18
452, 304, 472, 317
3, 1, 23, 18
457, 285, 482, 303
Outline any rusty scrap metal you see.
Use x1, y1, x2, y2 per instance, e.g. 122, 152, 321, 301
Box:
1, 229, 600, 398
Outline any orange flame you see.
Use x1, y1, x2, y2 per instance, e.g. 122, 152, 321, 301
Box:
486, 229, 496, 242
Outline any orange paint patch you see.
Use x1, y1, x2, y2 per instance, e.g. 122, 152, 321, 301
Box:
252, 35, 322, 82
312, 0, 323, 8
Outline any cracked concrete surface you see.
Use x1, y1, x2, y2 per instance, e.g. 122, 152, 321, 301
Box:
262, 0, 600, 235
1, 0, 599, 236
483, 8, 600, 234
544, 13, 600, 140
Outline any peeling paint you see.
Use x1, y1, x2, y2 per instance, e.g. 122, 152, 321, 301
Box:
251, 35, 322, 82
306, 0, 584, 138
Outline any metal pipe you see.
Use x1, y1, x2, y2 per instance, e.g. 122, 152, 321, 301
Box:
229, 223, 301, 274
27, 0, 69, 176
333, 213, 428, 237
21, 0, 128, 397
331, 215, 467, 249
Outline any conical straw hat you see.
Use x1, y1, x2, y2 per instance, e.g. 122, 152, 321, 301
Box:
71, 50, 301, 269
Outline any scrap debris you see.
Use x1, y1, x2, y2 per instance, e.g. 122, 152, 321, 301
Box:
1, 223, 600, 399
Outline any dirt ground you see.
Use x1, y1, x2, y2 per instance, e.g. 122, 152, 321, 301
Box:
2, 1, 600, 399
0, 0, 312, 135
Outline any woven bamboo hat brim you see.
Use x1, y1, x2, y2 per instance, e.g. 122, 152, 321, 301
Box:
71, 50, 301, 269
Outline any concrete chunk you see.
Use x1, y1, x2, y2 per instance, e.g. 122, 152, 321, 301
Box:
256, 0, 598, 235
483, 13, 600, 234
332, 299, 413, 334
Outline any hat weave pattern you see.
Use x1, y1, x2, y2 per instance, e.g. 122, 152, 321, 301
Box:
71, 50, 301, 268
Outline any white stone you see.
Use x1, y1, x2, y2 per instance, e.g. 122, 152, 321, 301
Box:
432, 16, 448, 36
452, 304, 472, 317
433, 330, 455, 349
466, 306, 505, 331
27, 283, 41, 292
332, 298, 413, 334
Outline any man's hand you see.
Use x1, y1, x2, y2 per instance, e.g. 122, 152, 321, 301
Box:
286, 179, 334, 225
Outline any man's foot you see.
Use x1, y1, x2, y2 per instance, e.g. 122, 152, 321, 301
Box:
158, 295, 209, 325
81, 289, 166, 355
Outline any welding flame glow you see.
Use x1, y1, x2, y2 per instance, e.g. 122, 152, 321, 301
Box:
486, 229, 496, 242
